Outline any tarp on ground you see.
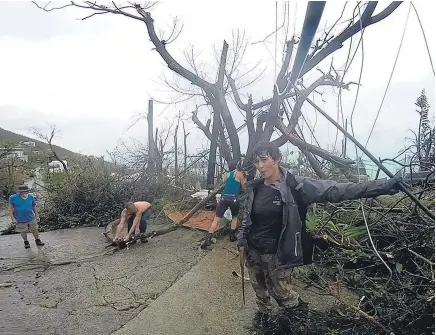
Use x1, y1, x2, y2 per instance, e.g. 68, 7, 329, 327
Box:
164, 209, 214, 231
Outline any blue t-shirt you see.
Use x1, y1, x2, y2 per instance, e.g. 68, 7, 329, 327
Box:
8, 193, 36, 223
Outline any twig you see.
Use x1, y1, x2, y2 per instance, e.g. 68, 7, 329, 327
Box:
407, 248, 435, 266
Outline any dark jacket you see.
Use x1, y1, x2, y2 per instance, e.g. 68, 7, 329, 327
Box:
237, 168, 398, 270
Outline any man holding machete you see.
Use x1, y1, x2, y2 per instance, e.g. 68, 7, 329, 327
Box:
237, 142, 402, 318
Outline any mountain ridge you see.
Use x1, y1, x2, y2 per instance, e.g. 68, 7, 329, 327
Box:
0, 126, 80, 159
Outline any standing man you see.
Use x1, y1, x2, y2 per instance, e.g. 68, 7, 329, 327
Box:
9, 184, 44, 249
237, 142, 402, 316
113, 201, 151, 243
201, 160, 247, 249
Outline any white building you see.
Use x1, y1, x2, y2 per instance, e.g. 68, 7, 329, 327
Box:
48, 160, 68, 172
21, 141, 36, 147
0, 147, 28, 162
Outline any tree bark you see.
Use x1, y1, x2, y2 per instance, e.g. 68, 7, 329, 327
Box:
182, 122, 189, 173
207, 110, 220, 188
174, 118, 179, 184
275, 120, 354, 167
146, 99, 155, 173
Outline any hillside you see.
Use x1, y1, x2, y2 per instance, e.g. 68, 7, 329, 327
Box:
0, 126, 79, 159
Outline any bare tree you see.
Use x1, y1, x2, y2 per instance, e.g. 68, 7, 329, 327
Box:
174, 113, 180, 184
182, 121, 189, 173
30, 124, 69, 172
34, 1, 402, 180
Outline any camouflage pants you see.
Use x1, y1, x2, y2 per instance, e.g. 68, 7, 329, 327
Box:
246, 247, 299, 312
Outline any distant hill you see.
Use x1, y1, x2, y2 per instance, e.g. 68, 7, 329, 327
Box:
0, 127, 79, 160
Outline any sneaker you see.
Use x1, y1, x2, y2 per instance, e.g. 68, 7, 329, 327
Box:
35, 239, 45, 246
229, 229, 237, 242
24, 241, 30, 249
200, 234, 213, 249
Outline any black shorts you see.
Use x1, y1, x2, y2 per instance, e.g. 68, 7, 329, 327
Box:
215, 195, 240, 218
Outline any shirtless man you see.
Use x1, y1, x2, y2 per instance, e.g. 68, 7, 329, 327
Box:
113, 201, 151, 243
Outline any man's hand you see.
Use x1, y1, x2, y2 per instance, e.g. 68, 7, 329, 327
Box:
36, 215, 41, 223
236, 238, 247, 250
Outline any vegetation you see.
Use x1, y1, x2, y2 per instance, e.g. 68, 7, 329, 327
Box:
39, 155, 191, 230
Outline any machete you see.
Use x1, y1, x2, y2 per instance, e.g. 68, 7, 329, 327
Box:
239, 246, 246, 305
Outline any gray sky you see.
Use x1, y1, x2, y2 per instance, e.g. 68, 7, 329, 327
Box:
0, 1, 434, 174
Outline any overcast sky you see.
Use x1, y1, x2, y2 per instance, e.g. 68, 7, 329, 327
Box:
0, 1, 434, 174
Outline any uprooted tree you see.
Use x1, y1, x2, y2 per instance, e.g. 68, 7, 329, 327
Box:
33, 1, 403, 184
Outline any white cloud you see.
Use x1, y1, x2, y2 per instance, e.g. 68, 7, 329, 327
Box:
0, 1, 434, 162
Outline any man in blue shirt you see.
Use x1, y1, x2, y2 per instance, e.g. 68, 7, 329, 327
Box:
8, 184, 45, 249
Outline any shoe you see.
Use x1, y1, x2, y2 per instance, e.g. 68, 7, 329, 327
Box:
200, 234, 213, 250
24, 241, 30, 249
229, 229, 237, 242
253, 310, 271, 327
35, 239, 45, 246
140, 237, 148, 243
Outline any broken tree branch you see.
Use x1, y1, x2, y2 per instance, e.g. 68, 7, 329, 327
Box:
299, 2, 402, 78
275, 119, 355, 167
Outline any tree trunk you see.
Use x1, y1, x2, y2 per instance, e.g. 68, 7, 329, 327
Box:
146, 99, 155, 173
49, 144, 68, 173
182, 122, 189, 173
174, 118, 179, 184
207, 110, 220, 188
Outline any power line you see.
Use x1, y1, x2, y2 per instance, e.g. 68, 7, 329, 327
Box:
364, 3, 411, 148
411, 2, 435, 76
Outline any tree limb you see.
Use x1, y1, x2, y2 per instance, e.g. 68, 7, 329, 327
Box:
216, 40, 229, 88
227, 74, 255, 153
299, 2, 401, 78
141, 12, 212, 91
261, 38, 297, 141
275, 120, 354, 167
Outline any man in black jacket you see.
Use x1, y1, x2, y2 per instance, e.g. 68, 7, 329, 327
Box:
237, 142, 401, 313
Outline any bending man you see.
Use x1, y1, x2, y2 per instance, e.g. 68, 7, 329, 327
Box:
237, 142, 402, 317
113, 201, 151, 243
201, 159, 246, 249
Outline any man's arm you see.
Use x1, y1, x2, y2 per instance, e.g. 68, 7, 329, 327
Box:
114, 210, 127, 240
236, 171, 247, 192
8, 205, 17, 223
32, 195, 40, 222
295, 176, 401, 205
236, 193, 250, 243
33, 205, 40, 222
126, 203, 151, 237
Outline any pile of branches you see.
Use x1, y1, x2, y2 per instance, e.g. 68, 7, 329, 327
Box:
40, 157, 188, 230
293, 180, 435, 334
249, 304, 377, 335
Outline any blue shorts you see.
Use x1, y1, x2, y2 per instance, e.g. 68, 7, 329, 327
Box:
127, 209, 151, 233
